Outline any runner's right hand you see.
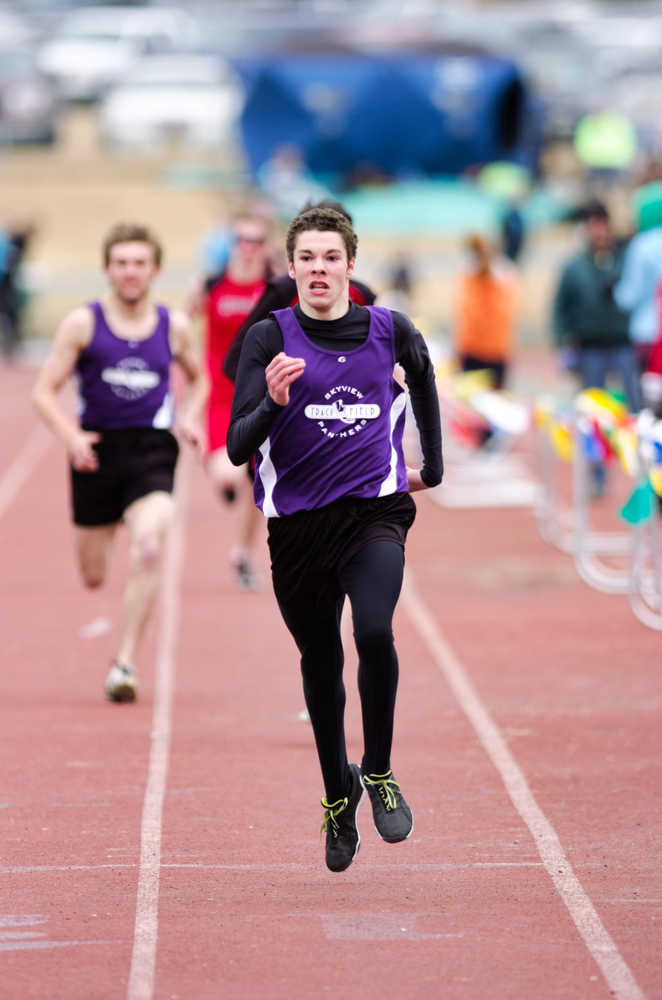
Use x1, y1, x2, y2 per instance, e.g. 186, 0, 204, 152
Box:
266, 352, 306, 406
68, 430, 101, 471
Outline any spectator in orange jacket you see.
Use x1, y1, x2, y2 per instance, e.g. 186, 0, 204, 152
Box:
454, 233, 520, 390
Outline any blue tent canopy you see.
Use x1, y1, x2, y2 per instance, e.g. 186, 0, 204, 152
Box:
234, 47, 542, 183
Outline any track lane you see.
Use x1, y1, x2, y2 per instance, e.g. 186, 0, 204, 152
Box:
1, 359, 660, 999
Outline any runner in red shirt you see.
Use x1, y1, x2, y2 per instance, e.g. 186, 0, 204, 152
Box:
190, 212, 273, 589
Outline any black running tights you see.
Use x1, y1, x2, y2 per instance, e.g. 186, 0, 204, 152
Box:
276, 539, 405, 802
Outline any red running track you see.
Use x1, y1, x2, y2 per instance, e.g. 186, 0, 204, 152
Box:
1, 360, 660, 1000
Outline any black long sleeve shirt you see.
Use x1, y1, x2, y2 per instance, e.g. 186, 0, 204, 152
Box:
227, 302, 443, 488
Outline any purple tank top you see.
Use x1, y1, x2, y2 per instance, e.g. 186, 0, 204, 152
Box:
76, 301, 174, 429
254, 306, 408, 517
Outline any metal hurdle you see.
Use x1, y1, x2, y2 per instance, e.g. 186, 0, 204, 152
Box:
534, 406, 630, 563
534, 399, 662, 630
571, 412, 633, 595
629, 413, 662, 630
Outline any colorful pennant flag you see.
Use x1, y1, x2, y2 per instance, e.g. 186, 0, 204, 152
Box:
550, 421, 574, 461
576, 388, 629, 429
612, 425, 638, 477
620, 480, 657, 524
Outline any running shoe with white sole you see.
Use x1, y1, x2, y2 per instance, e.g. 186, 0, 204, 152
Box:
104, 661, 138, 703
361, 768, 413, 843
321, 763, 364, 872
233, 556, 259, 591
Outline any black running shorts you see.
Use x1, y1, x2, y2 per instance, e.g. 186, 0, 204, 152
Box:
70, 427, 179, 527
267, 492, 416, 610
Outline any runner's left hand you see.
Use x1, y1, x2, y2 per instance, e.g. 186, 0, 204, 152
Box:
178, 415, 205, 456
406, 467, 427, 492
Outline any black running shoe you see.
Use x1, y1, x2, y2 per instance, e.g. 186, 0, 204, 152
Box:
321, 763, 364, 872
361, 768, 413, 843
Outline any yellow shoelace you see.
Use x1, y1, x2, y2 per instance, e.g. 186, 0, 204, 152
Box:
320, 795, 348, 837
362, 771, 400, 811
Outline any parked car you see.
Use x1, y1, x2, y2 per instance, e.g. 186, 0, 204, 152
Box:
35, 5, 205, 102
0, 5, 36, 46
97, 52, 244, 151
0, 46, 59, 146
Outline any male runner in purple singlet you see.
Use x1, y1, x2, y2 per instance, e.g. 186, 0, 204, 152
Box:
33, 223, 208, 703
227, 206, 443, 871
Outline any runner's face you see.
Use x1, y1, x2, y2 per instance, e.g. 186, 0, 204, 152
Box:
231, 221, 268, 272
105, 241, 159, 305
288, 230, 354, 318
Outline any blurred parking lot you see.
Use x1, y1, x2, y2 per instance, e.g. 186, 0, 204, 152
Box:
2, 0, 662, 355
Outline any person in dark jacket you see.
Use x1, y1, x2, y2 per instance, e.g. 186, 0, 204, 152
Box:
552, 200, 641, 494
0, 220, 36, 359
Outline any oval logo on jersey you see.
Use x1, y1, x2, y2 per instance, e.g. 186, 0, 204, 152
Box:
101, 356, 160, 400
304, 382, 381, 439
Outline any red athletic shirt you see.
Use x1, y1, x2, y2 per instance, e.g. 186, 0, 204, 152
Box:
205, 273, 267, 452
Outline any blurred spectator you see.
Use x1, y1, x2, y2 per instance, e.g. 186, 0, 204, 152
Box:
500, 199, 526, 263
641, 282, 662, 417
377, 254, 414, 313
642, 332, 662, 418
0, 219, 36, 360
454, 233, 520, 391
614, 213, 662, 372
552, 199, 641, 495
257, 144, 330, 220
199, 223, 232, 278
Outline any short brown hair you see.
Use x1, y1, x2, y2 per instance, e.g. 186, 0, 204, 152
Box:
286, 206, 357, 263
102, 223, 163, 267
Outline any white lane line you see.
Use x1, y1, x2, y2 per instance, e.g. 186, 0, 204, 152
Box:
401, 571, 645, 1000
0, 426, 50, 519
0, 939, 113, 952
2, 865, 136, 874
2, 861, 543, 874
126, 456, 188, 1000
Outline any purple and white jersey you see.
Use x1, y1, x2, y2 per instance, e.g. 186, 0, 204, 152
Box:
76, 301, 174, 429
254, 306, 408, 517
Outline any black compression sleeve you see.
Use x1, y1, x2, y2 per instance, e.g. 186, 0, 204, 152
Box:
392, 312, 444, 486
226, 318, 284, 465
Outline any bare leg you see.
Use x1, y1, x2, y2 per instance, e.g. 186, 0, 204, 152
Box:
208, 447, 262, 589
74, 522, 119, 589
239, 486, 260, 551
207, 446, 244, 504
116, 490, 174, 669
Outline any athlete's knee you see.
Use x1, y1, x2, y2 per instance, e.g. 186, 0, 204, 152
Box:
354, 622, 394, 661
81, 567, 106, 589
130, 532, 165, 573
300, 641, 344, 683
77, 551, 108, 589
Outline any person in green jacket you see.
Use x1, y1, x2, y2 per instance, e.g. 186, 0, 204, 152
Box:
552, 199, 642, 495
